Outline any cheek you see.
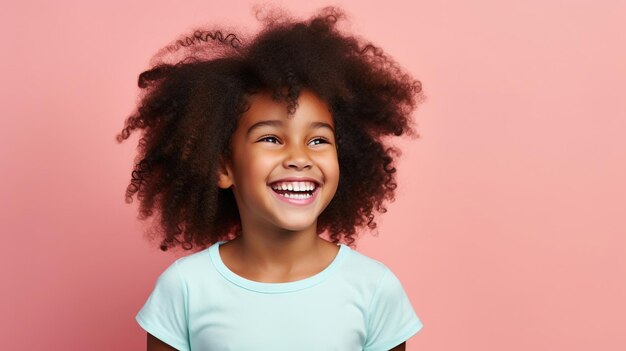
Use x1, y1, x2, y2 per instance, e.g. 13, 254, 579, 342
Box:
316, 154, 340, 183
238, 150, 276, 182
251, 151, 278, 171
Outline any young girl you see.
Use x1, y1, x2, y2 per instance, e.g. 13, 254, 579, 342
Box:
117, 6, 424, 351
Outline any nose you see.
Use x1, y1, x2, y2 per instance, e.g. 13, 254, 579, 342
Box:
283, 143, 313, 170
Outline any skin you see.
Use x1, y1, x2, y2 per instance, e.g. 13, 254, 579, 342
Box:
146, 89, 407, 351
216, 88, 341, 281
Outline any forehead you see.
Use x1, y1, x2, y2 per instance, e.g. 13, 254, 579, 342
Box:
239, 89, 334, 128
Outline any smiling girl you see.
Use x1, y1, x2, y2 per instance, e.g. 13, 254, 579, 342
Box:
117, 6, 425, 351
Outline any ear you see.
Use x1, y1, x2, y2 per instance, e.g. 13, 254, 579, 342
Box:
216, 155, 234, 189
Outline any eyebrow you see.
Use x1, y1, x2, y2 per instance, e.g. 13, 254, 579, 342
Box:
246, 120, 335, 136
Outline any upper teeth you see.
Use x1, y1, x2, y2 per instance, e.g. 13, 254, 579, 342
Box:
271, 181, 317, 192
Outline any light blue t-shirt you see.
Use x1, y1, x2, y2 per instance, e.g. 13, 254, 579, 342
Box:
136, 241, 423, 351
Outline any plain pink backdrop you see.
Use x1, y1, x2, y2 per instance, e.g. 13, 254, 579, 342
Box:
1, 0, 625, 350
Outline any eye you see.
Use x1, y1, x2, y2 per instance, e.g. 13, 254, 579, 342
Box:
258, 135, 281, 144
309, 137, 330, 146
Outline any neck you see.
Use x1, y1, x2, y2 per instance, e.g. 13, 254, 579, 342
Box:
230, 224, 324, 270
218, 222, 341, 283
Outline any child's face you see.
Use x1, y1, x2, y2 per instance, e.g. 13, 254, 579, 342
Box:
217, 89, 340, 235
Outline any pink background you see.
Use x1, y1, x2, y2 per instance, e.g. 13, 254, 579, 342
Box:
1, 0, 625, 350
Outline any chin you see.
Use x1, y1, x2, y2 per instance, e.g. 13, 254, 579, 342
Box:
274, 219, 318, 233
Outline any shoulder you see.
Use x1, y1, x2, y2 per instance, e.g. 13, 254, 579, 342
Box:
344, 246, 390, 274
162, 245, 213, 282
175, 245, 212, 267
339, 246, 395, 288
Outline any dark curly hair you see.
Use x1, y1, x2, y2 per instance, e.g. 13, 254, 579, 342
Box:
116, 6, 424, 252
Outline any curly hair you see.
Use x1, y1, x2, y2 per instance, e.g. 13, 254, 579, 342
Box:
116, 6, 424, 252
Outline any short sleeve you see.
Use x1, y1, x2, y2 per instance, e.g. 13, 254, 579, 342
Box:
363, 268, 424, 351
136, 259, 190, 351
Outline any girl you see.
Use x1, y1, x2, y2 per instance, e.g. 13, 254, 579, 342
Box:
117, 6, 425, 351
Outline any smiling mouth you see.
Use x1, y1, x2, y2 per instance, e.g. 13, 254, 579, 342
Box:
268, 180, 320, 197
268, 184, 321, 204
270, 186, 316, 199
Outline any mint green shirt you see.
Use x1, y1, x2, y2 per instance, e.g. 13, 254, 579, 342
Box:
136, 241, 423, 351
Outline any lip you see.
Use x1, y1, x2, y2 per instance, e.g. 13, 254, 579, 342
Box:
267, 177, 322, 207
267, 177, 322, 186
268, 184, 321, 206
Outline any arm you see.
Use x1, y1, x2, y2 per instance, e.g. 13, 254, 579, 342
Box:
147, 333, 179, 351
389, 341, 406, 351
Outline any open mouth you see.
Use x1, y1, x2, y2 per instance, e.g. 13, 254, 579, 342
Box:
269, 185, 318, 199
268, 182, 321, 204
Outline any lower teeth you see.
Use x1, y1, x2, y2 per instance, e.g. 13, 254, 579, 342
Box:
280, 192, 312, 199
